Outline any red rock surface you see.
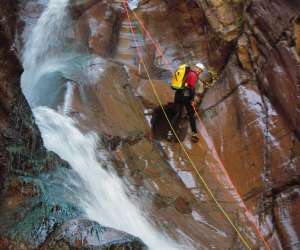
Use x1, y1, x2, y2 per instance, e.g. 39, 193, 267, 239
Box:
42, 0, 300, 248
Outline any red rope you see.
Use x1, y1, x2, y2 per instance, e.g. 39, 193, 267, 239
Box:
124, 1, 271, 249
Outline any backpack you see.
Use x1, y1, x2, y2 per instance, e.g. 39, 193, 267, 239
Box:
171, 64, 190, 90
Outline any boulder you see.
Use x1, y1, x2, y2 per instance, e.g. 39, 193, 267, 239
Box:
40, 219, 146, 250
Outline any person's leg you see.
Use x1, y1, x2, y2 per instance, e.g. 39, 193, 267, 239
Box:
184, 99, 197, 134
170, 102, 183, 131
167, 91, 183, 140
171, 90, 184, 128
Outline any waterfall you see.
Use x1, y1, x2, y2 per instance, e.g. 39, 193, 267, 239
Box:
21, 0, 185, 249
21, 0, 71, 107
128, 0, 140, 10
34, 107, 182, 250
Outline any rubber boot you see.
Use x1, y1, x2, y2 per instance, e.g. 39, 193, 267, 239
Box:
191, 132, 199, 143
167, 130, 174, 142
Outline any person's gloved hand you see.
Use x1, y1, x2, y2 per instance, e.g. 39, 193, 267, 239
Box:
194, 94, 203, 105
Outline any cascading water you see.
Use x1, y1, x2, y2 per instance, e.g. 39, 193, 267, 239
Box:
128, 0, 140, 10
21, 0, 187, 249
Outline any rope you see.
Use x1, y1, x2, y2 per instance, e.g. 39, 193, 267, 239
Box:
192, 103, 271, 250
123, 1, 252, 249
127, 5, 271, 250
131, 11, 173, 71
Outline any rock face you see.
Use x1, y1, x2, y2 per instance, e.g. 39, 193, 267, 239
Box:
80, 0, 299, 248
195, 0, 243, 42
200, 0, 300, 248
0, 0, 23, 190
0, 2, 71, 248
40, 219, 146, 250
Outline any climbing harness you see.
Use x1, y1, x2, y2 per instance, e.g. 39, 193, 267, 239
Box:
123, 2, 271, 250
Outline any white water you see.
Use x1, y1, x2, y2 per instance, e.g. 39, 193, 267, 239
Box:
34, 107, 182, 249
21, 0, 71, 106
21, 0, 184, 249
128, 0, 140, 10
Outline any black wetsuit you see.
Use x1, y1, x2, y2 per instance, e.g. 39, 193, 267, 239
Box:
172, 88, 197, 133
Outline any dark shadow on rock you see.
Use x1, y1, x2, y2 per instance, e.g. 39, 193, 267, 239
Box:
151, 103, 188, 142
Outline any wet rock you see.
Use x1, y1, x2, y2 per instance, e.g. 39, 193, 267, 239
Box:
152, 193, 171, 209
195, 0, 243, 41
202, 60, 300, 197
2, 177, 37, 210
0, 0, 70, 179
0, 169, 83, 249
274, 186, 300, 249
174, 196, 192, 214
74, 1, 122, 58
151, 103, 188, 141
75, 62, 148, 138
113, 136, 232, 248
40, 219, 146, 250
295, 16, 300, 56
70, 0, 102, 18
136, 79, 173, 109
0, 238, 28, 250
246, 0, 300, 137
1, 161, 147, 249
200, 0, 300, 247
237, 34, 252, 72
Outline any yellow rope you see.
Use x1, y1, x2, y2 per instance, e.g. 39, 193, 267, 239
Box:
141, 61, 252, 250
124, 2, 252, 249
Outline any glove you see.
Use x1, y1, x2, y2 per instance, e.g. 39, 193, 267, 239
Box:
194, 95, 200, 105
194, 93, 203, 105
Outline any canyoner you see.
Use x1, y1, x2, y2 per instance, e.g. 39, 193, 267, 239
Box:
169, 63, 212, 143
168, 63, 205, 142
